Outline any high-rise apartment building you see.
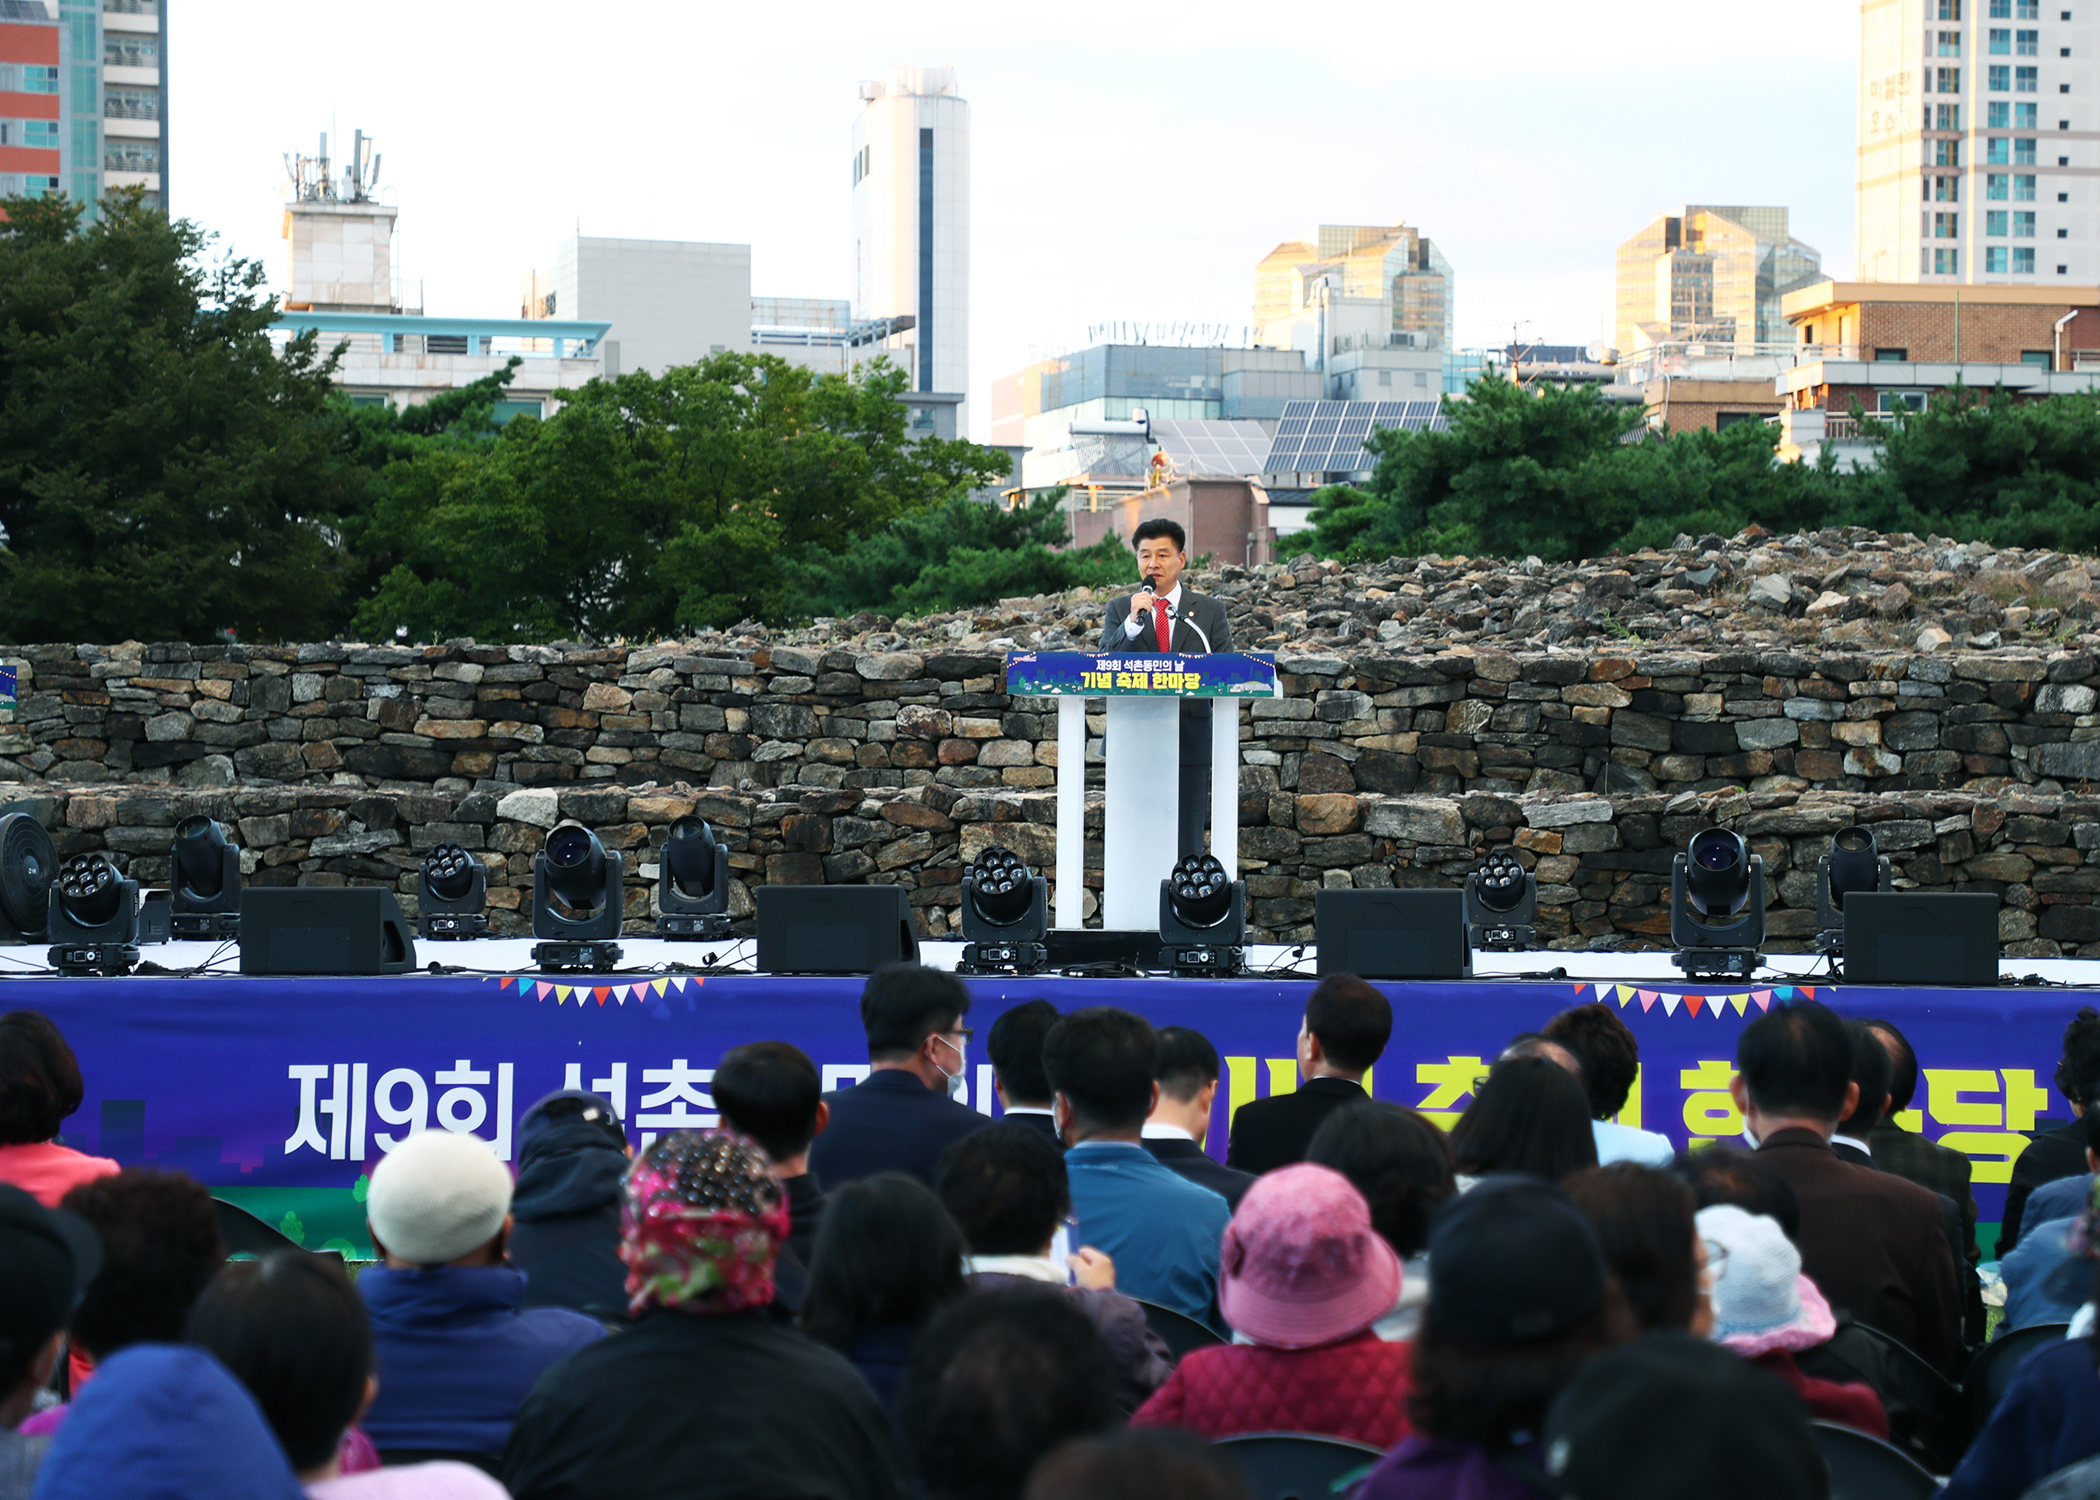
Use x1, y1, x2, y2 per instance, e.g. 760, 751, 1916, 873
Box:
851, 65, 969, 437
1858, 0, 2095, 284
1253, 224, 1455, 355
0, 0, 164, 214
1613, 206, 1822, 356
521, 236, 752, 378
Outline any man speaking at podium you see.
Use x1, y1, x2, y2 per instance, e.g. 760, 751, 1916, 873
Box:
1098, 519, 1234, 857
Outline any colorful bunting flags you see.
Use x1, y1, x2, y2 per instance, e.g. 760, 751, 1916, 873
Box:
1572, 980, 1815, 1018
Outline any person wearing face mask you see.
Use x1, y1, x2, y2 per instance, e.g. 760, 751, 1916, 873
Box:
809, 965, 993, 1191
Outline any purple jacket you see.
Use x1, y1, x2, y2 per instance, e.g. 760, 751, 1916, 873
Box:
1357, 1437, 1556, 1500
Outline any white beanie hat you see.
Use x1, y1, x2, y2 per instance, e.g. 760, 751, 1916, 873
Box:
1696, 1202, 1836, 1356
367, 1130, 513, 1266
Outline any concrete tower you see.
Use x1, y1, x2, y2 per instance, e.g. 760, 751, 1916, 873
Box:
851, 64, 970, 438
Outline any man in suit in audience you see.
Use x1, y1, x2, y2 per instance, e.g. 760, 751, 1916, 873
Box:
808, 964, 991, 1189
714, 1041, 829, 1313
1227, 974, 1392, 1177
1997, 1006, 2100, 1257
1142, 1026, 1255, 1209
1047, 1007, 1232, 1325
1733, 1000, 1964, 1375
987, 1000, 1063, 1147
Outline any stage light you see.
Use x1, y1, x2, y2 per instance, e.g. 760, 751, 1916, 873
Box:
0, 811, 55, 944
47, 854, 139, 975
657, 816, 732, 941
1465, 849, 1538, 951
417, 842, 490, 941
169, 816, 241, 939
957, 846, 1047, 975
1159, 854, 1244, 977
531, 822, 624, 972
1670, 826, 1765, 979
1816, 825, 1891, 957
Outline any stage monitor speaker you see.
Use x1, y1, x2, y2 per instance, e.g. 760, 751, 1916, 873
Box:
238, 887, 416, 976
756, 886, 918, 975
1841, 891, 1999, 986
1315, 889, 1470, 980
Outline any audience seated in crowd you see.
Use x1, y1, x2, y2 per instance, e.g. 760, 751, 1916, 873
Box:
811, 965, 990, 1189
901, 1286, 1122, 1500
1541, 1331, 1829, 1500
1540, 1004, 1674, 1168
19, 1166, 224, 1436
506, 1090, 629, 1319
933, 1123, 1171, 1413
2003, 1006, 2100, 1259
1043, 1007, 1232, 1326
987, 1001, 1063, 1147
0, 1182, 97, 1500
1024, 1428, 1252, 1500
799, 1172, 969, 1414
1448, 1055, 1598, 1186
2001, 1110, 2100, 1332
1305, 1102, 1454, 1342
1863, 1017, 1982, 1265
1941, 1312, 2100, 1500
1226, 976, 1391, 1176
358, 1129, 604, 1462
1133, 1163, 1414, 1446
1830, 1019, 1890, 1167
1563, 1163, 1706, 1336
1356, 1177, 1634, 1499
189, 1250, 507, 1498
1142, 1027, 1254, 1209
1696, 1203, 1888, 1438
501, 1131, 907, 1500
713, 1040, 829, 1309
1731, 1000, 1963, 1373
0, 1012, 118, 1209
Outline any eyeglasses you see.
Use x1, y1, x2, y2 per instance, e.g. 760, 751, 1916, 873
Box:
1699, 1239, 1730, 1292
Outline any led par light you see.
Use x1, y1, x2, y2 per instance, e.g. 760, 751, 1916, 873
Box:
1815, 825, 1891, 957
957, 846, 1048, 975
531, 822, 624, 971
169, 816, 241, 939
1159, 854, 1245, 978
1464, 849, 1538, 951
417, 842, 490, 940
657, 816, 732, 941
47, 854, 140, 975
0, 811, 56, 944
1670, 827, 1765, 979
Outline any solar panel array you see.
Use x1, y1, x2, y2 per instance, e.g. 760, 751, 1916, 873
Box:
1150, 419, 1275, 477
1261, 400, 1447, 476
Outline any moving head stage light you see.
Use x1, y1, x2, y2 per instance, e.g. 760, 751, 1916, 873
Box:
169, 816, 241, 939
1670, 827, 1766, 979
1815, 825, 1891, 957
1160, 854, 1245, 977
48, 854, 140, 975
532, 822, 624, 972
418, 843, 490, 941
1465, 849, 1537, 952
657, 816, 732, 942
957, 846, 1048, 975
0, 811, 56, 944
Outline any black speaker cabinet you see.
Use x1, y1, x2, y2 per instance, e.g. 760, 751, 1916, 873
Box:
755, 885, 919, 975
1315, 888, 1471, 980
238, 887, 416, 975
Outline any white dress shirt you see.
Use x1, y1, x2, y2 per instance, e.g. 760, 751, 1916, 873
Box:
1122, 582, 1184, 644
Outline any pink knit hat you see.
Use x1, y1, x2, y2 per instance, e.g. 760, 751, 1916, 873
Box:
1218, 1163, 1403, 1349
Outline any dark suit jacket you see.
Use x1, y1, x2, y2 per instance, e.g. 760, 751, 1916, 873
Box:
2001, 1118, 2090, 1257
807, 1069, 992, 1189
1098, 588, 1234, 766
1226, 1076, 1368, 1177
1002, 1110, 1066, 1150
1869, 1118, 1987, 1345
1143, 1135, 1257, 1209
1755, 1127, 1965, 1374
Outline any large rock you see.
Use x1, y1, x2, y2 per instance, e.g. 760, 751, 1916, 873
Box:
496, 788, 561, 829
1363, 798, 1464, 846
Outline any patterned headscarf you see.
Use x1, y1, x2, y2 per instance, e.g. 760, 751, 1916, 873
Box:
620, 1130, 790, 1316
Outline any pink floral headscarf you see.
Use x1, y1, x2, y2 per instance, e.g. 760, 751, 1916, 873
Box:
620, 1130, 790, 1316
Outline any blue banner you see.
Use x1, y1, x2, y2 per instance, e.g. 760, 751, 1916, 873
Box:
1003, 651, 1279, 697
10, 972, 2085, 1256
0, 664, 14, 714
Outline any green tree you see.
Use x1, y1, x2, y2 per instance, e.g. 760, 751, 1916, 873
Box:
0, 192, 365, 642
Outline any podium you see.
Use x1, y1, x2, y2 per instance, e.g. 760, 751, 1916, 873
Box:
1004, 651, 1281, 931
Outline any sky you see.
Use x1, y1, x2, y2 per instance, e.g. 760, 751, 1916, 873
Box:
169, 0, 1860, 441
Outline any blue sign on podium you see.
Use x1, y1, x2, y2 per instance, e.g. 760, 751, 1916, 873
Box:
1004, 650, 1279, 698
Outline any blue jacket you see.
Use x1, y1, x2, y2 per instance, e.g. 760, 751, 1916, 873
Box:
1064, 1140, 1231, 1326
2002, 1216, 2090, 1332
808, 1068, 991, 1189
359, 1263, 608, 1455
2022, 1174, 2094, 1244
1942, 1337, 2100, 1500
30, 1344, 302, 1500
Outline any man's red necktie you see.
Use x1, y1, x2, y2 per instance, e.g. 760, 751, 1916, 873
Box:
1153, 600, 1172, 651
